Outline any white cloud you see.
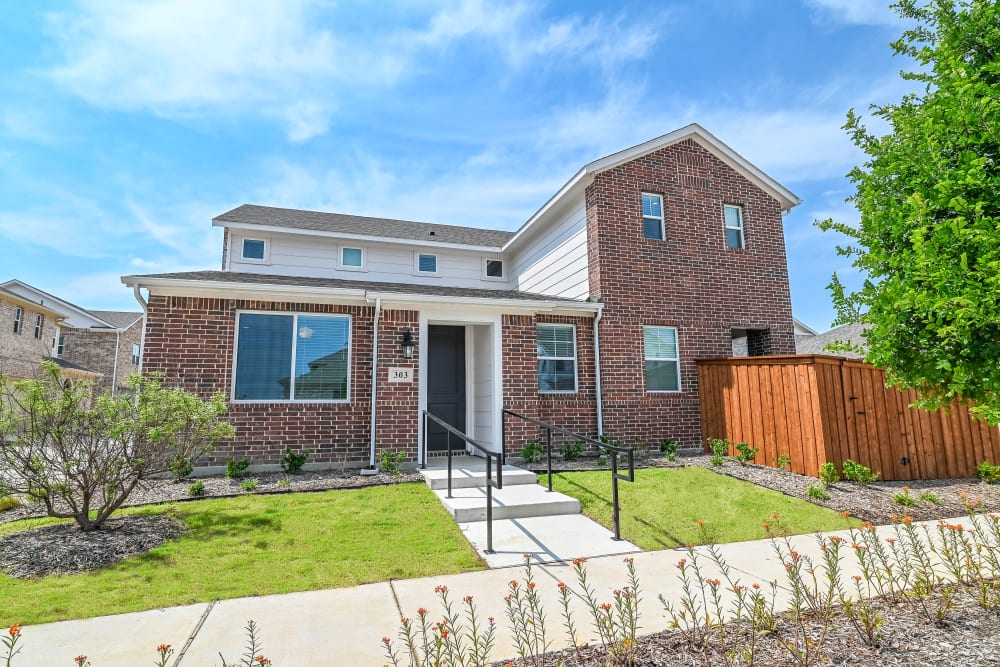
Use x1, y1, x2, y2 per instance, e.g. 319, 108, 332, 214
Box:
803, 0, 901, 26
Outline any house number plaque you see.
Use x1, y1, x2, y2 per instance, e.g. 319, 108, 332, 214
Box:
388, 367, 413, 383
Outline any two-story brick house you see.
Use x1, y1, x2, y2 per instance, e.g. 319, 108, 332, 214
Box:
123, 124, 800, 470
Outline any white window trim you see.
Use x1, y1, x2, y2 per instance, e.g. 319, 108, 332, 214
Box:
240, 237, 270, 264
536, 323, 579, 394
34, 314, 43, 339
231, 310, 352, 404
132, 343, 141, 366
723, 204, 745, 249
338, 245, 366, 271
13, 307, 21, 334
644, 325, 682, 393
413, 252, 441, 276
641, 192, 665, 241
482, 257, 506, 281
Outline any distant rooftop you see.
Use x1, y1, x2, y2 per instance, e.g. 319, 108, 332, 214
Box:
87, 310, 143, 329
795, 322, 867, 358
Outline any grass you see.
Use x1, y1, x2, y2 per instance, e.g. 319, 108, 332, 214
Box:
548, 467, 860, 550
0, 483, 484, 626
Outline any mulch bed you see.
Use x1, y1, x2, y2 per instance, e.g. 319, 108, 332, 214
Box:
0, 514, 184, 578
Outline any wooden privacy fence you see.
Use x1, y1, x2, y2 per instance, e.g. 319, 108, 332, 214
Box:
697, 355, 1000, 481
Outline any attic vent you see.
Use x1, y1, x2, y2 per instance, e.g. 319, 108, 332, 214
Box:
676, 152, 707, 167
678, 174, 711, 189
429, 231, 436, 236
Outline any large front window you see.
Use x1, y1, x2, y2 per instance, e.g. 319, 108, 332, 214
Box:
233, 313, 351, 401
537, 324, 577, 392
644, 326, 680, 392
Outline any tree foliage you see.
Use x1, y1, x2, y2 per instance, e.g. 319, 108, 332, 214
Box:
0, 362, 235, 531
818, 0, 1000, 422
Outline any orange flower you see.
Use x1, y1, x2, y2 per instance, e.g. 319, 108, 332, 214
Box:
417, 607, 428, 617
463, 595, 474, 603
254, 656, 272, 666
841, 510, 851, 517
557, 582, 567, 591
902, 516, 912, 524
381, 637, 391, 646
434, 585, 448, 594
8, 625, 20, 638
572, 557, 587, 566
600, 603, 612, 611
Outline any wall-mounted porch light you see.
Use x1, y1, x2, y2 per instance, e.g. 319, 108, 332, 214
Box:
401, 329, 415, 359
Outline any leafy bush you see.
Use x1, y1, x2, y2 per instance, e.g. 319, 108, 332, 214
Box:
0, 362, 233, 531
919, 491, 941, 505
659, 439, 680, 461
707, 438, 729, 466
0, 495, 21, 512
774, 454, 792, 470
377, 449, 406, 476
819, 462, 840, 486
559, 440, 583, 461
976, 461, 1000, 483
226, 458, 251, 480
168, 455, 194, 481
240, 479, 258, 493
893, 488, 915, 506
733, 442, 759, 466
842, 459, 880, 484
188, 480, 206, 497
520, 440, 544, 463
807, 483, 830, 500
280, 447, 309, 474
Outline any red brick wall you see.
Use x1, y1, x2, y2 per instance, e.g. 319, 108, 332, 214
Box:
586, 138, 795, 448
374, 309, 420, 460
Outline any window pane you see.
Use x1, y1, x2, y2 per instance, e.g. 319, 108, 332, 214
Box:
726, 228, 743, 249
294, 316, 350, 400
242, 239, 266, 260
645, 360, 679, 391
537, 325, 575, 358
418, 254, 437, 272
643, 327, 677, 359
538, 359, 576, 391
234, 314, 293, 400
486, 259, 503, 277
724, 205, 742, 228
342, 247, 363, 267
642, 193, 662, 218
643, 217, 663, 240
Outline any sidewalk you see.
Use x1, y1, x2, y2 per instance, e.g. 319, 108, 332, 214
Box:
14, 515, 973, 666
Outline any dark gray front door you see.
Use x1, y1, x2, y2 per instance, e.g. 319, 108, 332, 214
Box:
427, 325, 466, 451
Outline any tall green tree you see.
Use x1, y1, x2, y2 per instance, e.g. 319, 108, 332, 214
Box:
819, 0, 1000, 423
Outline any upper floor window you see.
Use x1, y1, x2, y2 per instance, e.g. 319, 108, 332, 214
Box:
537, 324, 577, 393
12, 307, 21, 334
416, 253, 438, 275
340, 247, 364, 270
723, 204, 744, 249
233, 312, 351, 402
483, 258, 504, 280
642, 193, 665, 240
132, 344, 141, 366
241, 238, 268, 261
644, 326, 680, 392
34, 314, 43, 339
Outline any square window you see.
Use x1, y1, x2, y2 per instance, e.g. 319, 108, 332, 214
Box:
341, 247, 364, 268
642, 193, 664, 240
484, 259, 504, 279
644, 326, 681, 391
417, 253, 438, 273
723, 205, 744, 249
242, 238, 267, 260
537, 324, 577, 392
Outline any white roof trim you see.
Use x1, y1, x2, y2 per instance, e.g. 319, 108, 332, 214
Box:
0, 279, 115, 328
793, 317, 820, 336
214, 221, 504, 253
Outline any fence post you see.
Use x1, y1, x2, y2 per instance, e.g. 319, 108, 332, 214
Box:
446, 431, 452, 499
611, 450, 622, 541
546, 427, 553, 492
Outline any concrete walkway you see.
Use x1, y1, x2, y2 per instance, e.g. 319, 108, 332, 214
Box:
14, 515, 973, 666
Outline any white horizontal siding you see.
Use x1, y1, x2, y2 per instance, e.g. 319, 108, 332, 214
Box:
510, 201, 589, 300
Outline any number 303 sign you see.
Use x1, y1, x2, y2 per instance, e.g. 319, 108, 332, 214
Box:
388, 367, 413, 383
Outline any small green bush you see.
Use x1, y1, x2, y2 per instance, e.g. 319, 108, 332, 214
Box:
659, 439, 680, 461
919, 490, 941, 505
806, 483, 829, 500
521, 440, 544, 464
276, 478, 291, 489
226, 458, 250, 479
188, 480, 206, 497
240, 479, 258, 492
893, 490, 915, 506
818, 462, 840, 486
842, 459, 880, 484
0, 495, 22, 512
708, 438, 729, 467
168, 455, 194, 481
976, 460, 1000, 483
377, 449, 406, 476
280, 447, 309, 474
733, 442, 759, 466
560, 440, 583, 461
774, 454, 792, 470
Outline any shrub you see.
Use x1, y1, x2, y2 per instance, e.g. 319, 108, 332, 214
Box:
893, 487, 915, 506
240, 479, 258, 493
708, 438, 729, 466
734, 441, 759, 466
377, 449, 406, 476
0, 362, 234, 532
559, 440, 583, 461
774, 453, 792, 470
520, 440, 544, 463
842, 459, 880, 484
807, 483, 830, 500
919, 490, 941, 505
976, 460, 1000, 483
276, 479, 291, 489
0, 495, 21, 512
280, 447, 308, 474
226, 458, 251, 480
168, 455, 194, 481
634, 441, 651, 457
188, 480, 206, 497
819, 462, 840, 486
659, 438, 680, 461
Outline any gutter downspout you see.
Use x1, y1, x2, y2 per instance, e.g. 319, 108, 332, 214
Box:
131, 285, 148, 375
368, 298, 382, 470
111, 329, 121, 396
593, 307, 604, 437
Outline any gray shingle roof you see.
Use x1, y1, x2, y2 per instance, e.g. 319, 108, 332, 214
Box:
88, 310, 143, 329
43, 356, 100, 374
795, 322, 868, 358
124, 271, 588, 304
215, 204, 515, 248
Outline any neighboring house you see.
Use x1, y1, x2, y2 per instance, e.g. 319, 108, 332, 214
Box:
123, 123, 801, 469
0, 280, 143, 392
794, 321, 867, 359
0, 286, 69, 381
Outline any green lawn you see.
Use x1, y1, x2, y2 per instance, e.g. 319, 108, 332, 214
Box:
0, 483, 484, 626
548, 467, 859, 550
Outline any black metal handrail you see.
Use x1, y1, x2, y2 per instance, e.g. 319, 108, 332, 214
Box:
421, 410, 503, 554
501, 409, 635, 541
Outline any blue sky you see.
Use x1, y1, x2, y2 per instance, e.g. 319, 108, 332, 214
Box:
0, 0, 915, 329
